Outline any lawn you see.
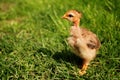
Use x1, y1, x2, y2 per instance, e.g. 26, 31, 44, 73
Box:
0, 0, 120, 80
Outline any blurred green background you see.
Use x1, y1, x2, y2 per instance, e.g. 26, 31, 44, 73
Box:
0, 0, 120, 79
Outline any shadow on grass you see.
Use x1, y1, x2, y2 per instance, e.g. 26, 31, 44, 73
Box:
53, 50, 83, 67
37, 48, 53, 56
37, 48, 83, 67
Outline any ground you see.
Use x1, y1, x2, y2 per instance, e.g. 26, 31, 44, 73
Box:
0, 0, 120, 80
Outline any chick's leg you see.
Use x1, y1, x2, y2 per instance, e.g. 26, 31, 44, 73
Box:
79, 61, 89, 76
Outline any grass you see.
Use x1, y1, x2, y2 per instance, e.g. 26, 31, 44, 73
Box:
0, 0, 120, 79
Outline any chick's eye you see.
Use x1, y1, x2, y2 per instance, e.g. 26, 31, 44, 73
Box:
68, 14, 74, 17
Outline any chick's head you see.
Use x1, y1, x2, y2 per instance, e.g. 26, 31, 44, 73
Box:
62, 10, 82, 23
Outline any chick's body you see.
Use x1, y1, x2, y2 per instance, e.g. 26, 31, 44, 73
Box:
62, 10, 101, 75
68, 26, 99, 64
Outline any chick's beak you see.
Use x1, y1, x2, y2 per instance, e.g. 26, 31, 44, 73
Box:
62, 15, 67, 19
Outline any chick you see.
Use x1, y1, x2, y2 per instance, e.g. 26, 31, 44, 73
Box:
62, 10, 101, 75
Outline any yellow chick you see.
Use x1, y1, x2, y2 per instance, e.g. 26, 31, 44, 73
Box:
62, 10, 101, 75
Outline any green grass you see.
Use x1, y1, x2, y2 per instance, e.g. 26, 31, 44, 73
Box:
0, 0, 120, 79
